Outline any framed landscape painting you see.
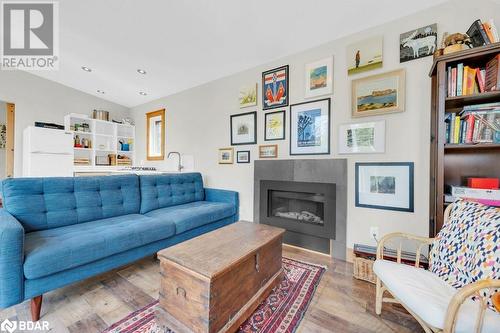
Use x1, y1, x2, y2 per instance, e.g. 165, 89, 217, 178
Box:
400, 24, 437, 63
259, 144, 278, 158
264, 110, 285, 141
290, 98, 330, 155
346, 36, 383, 75
338, 120, 385, 154
305, 57, 333, 98
236, 150, 250, 163
218, 148, 234, 164
352, 69, 405, 117
355, 162, 414, 212
262, 65, 289, 110
230, 111, 257, 145
239, 83, 257, 108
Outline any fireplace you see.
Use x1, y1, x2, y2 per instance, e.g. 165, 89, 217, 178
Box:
254, 159, 347, 259
260, 180, 335, 254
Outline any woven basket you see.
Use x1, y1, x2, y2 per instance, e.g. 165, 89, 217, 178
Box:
353, 256, 376, 284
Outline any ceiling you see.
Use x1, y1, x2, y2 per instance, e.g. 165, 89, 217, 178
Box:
28, 0, 449, 107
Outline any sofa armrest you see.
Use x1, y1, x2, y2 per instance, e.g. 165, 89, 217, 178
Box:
0, 209, 25, 307
444, 279, 500, 333
204, 188, 239, 217
376, 232, 434, 268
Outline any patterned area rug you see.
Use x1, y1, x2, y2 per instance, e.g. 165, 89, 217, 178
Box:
103, 257, 326, 333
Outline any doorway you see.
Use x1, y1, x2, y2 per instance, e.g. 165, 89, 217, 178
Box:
0, 101, 15, 179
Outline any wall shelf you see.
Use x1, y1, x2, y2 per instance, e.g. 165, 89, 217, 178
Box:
64, 113, 135, 170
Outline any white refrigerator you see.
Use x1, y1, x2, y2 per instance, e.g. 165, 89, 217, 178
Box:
23, 126, 74, 177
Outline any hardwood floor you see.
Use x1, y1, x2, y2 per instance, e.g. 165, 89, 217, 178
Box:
0, 246, 423, 333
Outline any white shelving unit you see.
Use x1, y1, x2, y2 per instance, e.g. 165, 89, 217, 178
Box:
64, 113, 135, 172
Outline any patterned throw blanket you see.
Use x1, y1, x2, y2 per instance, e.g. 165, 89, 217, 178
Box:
429, 199, 500, 312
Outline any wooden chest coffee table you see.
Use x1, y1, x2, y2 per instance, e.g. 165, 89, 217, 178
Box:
157, 222, 285, 333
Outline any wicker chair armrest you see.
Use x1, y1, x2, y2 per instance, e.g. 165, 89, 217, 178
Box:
376, 232, 434, 267
443, 279, 500, 333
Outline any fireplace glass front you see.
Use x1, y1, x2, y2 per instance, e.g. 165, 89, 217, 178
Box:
268, 190, 325, 226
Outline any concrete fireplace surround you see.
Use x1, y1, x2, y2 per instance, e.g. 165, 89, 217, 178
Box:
254, 159, 347, 260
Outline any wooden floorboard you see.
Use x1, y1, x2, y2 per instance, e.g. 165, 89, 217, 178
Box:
0, 246, 424, 333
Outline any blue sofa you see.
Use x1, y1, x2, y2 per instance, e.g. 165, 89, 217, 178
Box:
0, 172, 238, 319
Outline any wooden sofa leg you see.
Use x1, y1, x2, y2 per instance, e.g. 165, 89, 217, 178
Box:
31, 295, 43, 321
375, 278, 382, 315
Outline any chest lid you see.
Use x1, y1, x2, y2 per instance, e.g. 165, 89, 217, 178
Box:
158, 221, 284, 279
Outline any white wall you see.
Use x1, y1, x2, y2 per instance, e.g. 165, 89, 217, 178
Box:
0, 71, 128, 177
130, 0, 500, 249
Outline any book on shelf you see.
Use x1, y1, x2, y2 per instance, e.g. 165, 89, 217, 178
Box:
445, 185, 500, 207
466, 18, 499, 46
444, 102, 500, 145
447, 54, 500, 97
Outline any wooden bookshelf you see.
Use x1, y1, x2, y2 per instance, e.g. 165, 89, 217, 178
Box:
429, 44, 500, 237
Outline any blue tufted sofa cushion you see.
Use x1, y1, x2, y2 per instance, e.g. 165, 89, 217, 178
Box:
139, 173, 205, 214
1, 175, 141, 232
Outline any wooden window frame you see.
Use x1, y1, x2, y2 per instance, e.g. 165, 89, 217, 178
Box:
146, 109, 165, 161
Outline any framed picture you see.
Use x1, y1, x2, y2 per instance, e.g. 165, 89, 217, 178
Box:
338, 120, 385, 154
262, 65, 289, 110
290, 98, 330, 155
264, 110, 285, 141
259, 144, 278, 158
355, 162, 414, 212
236, 150, 250, 163
305, 56, 333, 98
218, 148, 234, 164
239, 83, 257, 108
400, 24, 437, 63
352, 69, 405, 117
346, 36, 383, 75
230, 111, 257, 145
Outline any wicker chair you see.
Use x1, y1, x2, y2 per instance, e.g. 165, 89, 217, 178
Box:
374, 203, 500, 333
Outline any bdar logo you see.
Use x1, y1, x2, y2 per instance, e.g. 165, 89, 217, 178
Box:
0, 319, 17, 333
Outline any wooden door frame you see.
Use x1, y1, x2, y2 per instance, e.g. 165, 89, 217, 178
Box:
6, 103, 15, 178
146, 109, 165, 161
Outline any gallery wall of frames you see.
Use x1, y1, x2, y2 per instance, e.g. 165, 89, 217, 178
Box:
220, 24, 438, 213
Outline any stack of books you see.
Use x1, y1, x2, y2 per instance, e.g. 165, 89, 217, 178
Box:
467, 19, 499, 46
447, 54, 500, 97
445, 102, 500, 144
446, 178, 500, 207
74, 158, 90, 165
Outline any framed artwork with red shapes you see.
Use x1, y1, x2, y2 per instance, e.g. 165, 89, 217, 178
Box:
262, 65, 289, 110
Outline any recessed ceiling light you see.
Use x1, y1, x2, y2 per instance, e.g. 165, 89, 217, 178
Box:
139, 91, 147, 96
137, 69, 147, 75
81, 66, 92, 72
97, 90, 105, 94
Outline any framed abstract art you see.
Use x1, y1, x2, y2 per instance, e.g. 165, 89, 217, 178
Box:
290, 98, 330, 155
230, 111, 257, 145
262, 65, 289, 110
338, 120, 385, 154
264, 110, 285, 141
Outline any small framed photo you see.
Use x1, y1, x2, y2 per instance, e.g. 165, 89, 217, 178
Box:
259, 144, 278, 158
355, 162, 414, 212
239, 83, 257, 108
305, 56, 333, 98
264, 110, 285, 141
236, 150, 250, 163
352, 69, 405, 117
218, 148, 234, 164
262, 65, 289, 110
230, 111, 257, 145
290, 98, 330, 155
338, 120, 385, 154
